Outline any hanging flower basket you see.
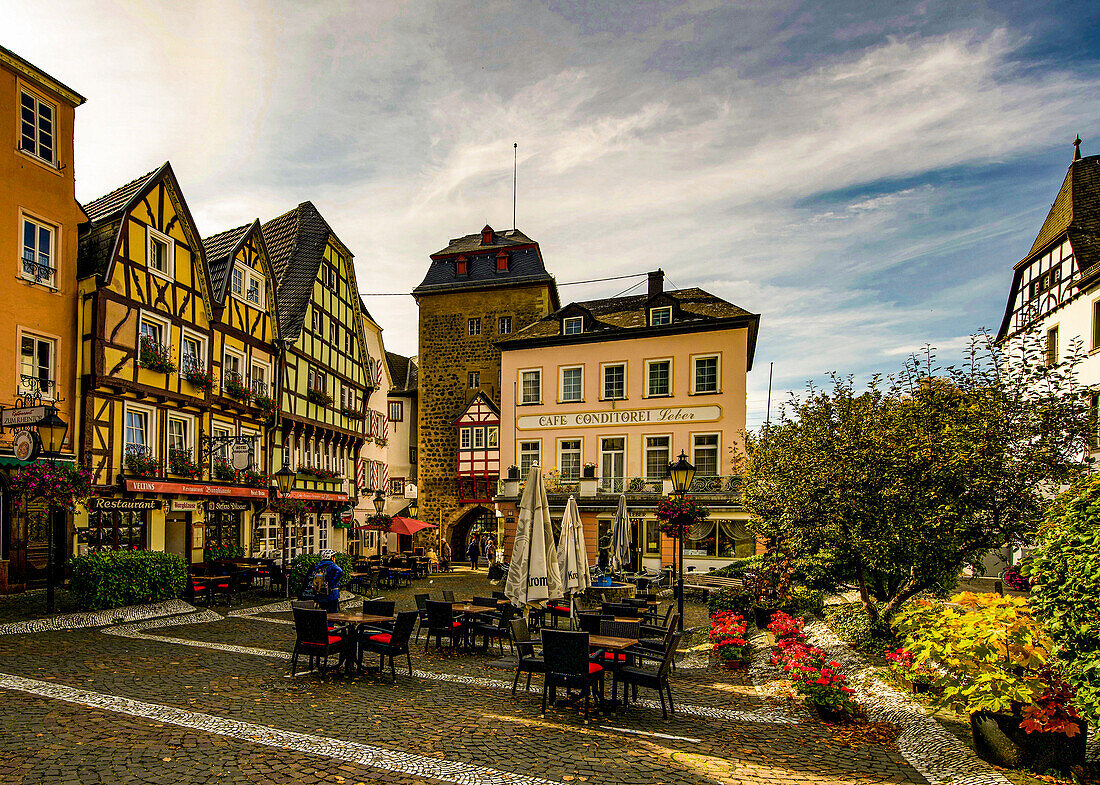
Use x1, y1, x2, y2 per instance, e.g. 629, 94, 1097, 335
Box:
268, 498, 310, 519
138, 336, 175, 374
10, 462, 95, 514
223, 374, 251, 402
366, 513, 392, 533
183, 366, 213, 391
655, 495, 709, 539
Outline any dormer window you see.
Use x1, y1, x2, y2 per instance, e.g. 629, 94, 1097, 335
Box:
481, 225, 494, 245
650, 306, 672, 326
456, 256, 468, 275
563, 316, 584, 335
496, 251, 508, 271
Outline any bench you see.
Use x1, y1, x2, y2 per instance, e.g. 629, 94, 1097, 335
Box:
682, 574, 745, 593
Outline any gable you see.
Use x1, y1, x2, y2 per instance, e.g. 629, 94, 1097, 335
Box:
454, 393, 500, 424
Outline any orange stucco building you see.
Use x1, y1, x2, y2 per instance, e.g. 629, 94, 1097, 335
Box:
495, 270, 762, 577
0, 45, 85, 590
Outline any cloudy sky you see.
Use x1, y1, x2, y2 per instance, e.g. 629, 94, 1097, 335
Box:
5, 0, 1100, 426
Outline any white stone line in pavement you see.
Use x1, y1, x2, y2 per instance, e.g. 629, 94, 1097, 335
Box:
804, 621, 1011, 785
0, 672, 556, 785
0, 599, 196, 636
103, 611, 791, 725
599, 726, 701, 743
746, 628, 811, 724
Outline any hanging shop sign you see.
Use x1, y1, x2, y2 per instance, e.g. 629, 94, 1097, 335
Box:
207, 500, 250, 512
93, 498, 161, 511
170, 500, 204, 513
231, 442, 252, 471
1, 406, 49, 428
12, 430, 40, 462
516, 404, 722, 431
124, 479, 269, 499
287, 490, 351, 502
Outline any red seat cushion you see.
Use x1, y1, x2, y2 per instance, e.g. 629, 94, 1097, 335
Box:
369, 633, 392, 644
588, 663, 603, 675
216, 584, 229, 589
550, 606, 570, 614
603, 652, 627, 661
192, 585, 207, 591
452, 621, 463, 628
302, 635, 343, 647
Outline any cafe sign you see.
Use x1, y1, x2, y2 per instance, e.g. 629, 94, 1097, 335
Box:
207, 500, 250, 512
170, 500, 204, 512
516, 405, 722, 431
93, 498, 161, 511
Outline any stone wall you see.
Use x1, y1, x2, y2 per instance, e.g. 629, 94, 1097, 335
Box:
416, 284, 555, 544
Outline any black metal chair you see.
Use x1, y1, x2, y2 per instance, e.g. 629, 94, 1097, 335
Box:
545, 597, 573, 628
601, 601, 642, 619
291, 606, 348, 678
474, 605, 515, 655
413, 593, 430, 641
577, 613, 611, 635
596, 619, 641, 672
637, 614, 680, 675
424, 600, 464, 651
510, 618, 544, 695
213, 572, 242, 606
361, 599, 396, 632
358, 611, 418, 681
442, 590, 456, 603
612, 631, 681, 718
472, 596, 501, 623
541, 629, 604, 723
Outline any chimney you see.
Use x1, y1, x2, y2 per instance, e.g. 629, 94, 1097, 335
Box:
648, 269, 664, 298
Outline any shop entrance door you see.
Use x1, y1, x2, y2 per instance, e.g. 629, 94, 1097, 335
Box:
165, 514, 188, 560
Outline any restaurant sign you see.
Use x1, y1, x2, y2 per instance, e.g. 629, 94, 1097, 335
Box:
170, 500, 204, 512
516, 404, 722, 431
207, 500, 251, 512
93, 498, 161, 511
124, 479, 269, 499
287, 489, 350, 502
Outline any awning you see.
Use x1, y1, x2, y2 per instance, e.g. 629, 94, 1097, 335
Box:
355, 516, 437, 537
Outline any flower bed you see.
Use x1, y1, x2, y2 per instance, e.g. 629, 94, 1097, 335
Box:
709, 611, 750, 669
770, 618, 861, 722
767, 611, 805, 641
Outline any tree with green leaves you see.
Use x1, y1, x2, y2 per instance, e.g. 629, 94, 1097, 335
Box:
741, 330, 1091, 625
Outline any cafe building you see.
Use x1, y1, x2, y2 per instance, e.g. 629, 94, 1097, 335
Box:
495, 271, 763, 574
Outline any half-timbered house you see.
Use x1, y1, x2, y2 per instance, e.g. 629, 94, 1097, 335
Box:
262, 202, 372, 557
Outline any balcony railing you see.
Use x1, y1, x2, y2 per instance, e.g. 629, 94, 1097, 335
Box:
497, 474, 741, 499
250, 380, 269, 397
19, 374, 53, 399
22, 258, 55, 284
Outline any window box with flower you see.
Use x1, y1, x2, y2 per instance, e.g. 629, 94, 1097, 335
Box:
340, 405, 363, 420
240, 468, 267, 488
253, 392, 277, 418
222, 372, 251, 402
138, 336, 175, 374
183, 366, 213, 392
307, 387, 332, 406
124, 446, 159, 478
212, 458, 235, 482
168, 447, 200, 479
298, 465, 341, 481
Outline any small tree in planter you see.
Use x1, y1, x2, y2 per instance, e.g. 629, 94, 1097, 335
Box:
138, 336, 175, 374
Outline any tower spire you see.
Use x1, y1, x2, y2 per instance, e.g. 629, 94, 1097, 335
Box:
1074, 135, 1082, 161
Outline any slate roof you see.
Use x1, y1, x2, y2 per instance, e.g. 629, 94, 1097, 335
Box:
413, 226, 557, 300
1025, 153, 1100, 276
499, 286, 761, 368
201, 222, 251, 303
81, 166, 161, 224
386, 351, 418, 393
78, 164, 168, 279
261, 201, 345, 341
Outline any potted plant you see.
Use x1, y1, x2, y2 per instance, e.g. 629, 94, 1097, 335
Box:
205, 543, 245, 562
124, 447, 160, 478
582, 463, 596, 479
709, 611, 750, 670
772, 638, 860, 722
183, 365, 213, 392
222, 373, 251, 402
212, 458, 235, 482
307, 387, 332, 406
138, 336, 175, 374
766, 611, 805, 642
744, 554, 795, 629
884, 647, 935, 693
896, 592, 1087, 771
168, 448, 201, 479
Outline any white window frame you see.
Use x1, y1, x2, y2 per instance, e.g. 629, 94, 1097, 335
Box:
240, 428, 260, 468
558, 438, 582, 480
17, 329, 56, 401
146, 226, 175, 280
250, 358, 271, 395
180, 328, 206, 373
644, 358, 673, 397
563, 316, 584, 335
123, 402, 157, 457
212, 424, 232, 461
139, 311, 171, 353
599, 435, 627, 490
691, 353, 721, 394
692, 432, 721, 477
223, 346, 245, 382
18, 86, 56, 166
649, 306, 672, 326
519, 440, 542, 475
245, 269, 264, 307
644, 434, 672, 480
601, 362, 626, 401
520, 368, 542, 405
231, 267, 244, 297
167, 412, 194, 456
459, 427, 471, 450
559, 365, 584, 403
19, 213, 57, 288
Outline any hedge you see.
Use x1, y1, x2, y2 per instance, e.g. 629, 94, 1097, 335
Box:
68, 550, 188, 610
708, 555, 766, 579
288, 551, 355, 597
708, 586, 754, 619
824, 602, 899, 656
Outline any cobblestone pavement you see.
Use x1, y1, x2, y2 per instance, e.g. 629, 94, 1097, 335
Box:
0, 572, 930, 785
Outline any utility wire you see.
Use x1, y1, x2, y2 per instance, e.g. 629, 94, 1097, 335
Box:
359, 271, 647, 297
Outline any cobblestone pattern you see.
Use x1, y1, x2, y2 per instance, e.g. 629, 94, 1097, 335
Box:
0, 599, 195, 636
804, 621, 1010, 785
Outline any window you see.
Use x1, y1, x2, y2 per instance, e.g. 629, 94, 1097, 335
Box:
1046, 326, 1059, 367
388, 401, 403, 421
521, 369, 542, 404
139, 315, 167, 351
167, 416, 190, 453
468, 318, 481, 336
232, 268, 243, 296
487, 426, 499, 447
519, 441, 541, 475
124, 408, 150, 454
646, 360, 671, 396
693, 434, 719, 477
181, 335, 202, 373
468, 371, 480, 388
693, 356, 719, 393
345, 329, 354, 354
21, 217, 55, 286
19, 333, 54, 399
650, 306, 672, 326
603, 364, 625, 400
499, 316, 512, 334
559, 439, 581, 480
644, 520, 661, 555
19, 89, 54, 164
390, 478, 405, 496
147, 229, 173, 277
250, 361, 269, 395
456, 257, 468, 275
600, 437, 626, 493
323, 264, 337, 291
563, 316, 583, 335
645, 435, 671, 480
473, 427, 485, 449
459, 427, 471, 450
83, 510, 146, 552
329, 321, 338, 346
247, 275, 261, 305
312, 309, 321, 333
1093, 301, 1100, 351
561, 366, 583, 402
213, 426, 232, 461
223, 349, 242, 380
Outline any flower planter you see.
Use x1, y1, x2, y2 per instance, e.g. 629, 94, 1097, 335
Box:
970, 710, 1087, 772
582, 465, 596, 479
753, 606, 776, 630
719, 658, 746, 671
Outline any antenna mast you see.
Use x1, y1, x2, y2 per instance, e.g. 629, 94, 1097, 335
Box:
513, 142, 518, 230
765, 362, 774, 428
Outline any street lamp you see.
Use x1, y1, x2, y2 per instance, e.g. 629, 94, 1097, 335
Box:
373, 489, 385, 557
36, 408, 68, 614
668, 450, 695, 632
273, 459, 296, 596
407, 497, 418, 520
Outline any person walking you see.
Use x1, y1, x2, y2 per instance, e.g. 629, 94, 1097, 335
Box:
485, 537, 497, 566
308, 549, 343, 612
440, 539, 452, 572
467, 535, 480, 571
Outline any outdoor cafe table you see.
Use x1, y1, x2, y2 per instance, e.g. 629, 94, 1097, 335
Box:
451, 605, 497, 649
327, 612, 395, 674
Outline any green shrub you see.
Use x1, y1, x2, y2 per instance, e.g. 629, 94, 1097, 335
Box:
68, 550, 188, 610
825, 602, 898, 657
708, 586, 754, 619
1028, 475, 1100, 723
782, 586, 826, 618
708, 555, 765, 579
288, 551, 354, 597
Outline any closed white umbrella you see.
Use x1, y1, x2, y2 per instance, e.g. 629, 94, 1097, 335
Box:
505, 465, 563, 608
557, 495, 591, 602
609, 494, 632, 573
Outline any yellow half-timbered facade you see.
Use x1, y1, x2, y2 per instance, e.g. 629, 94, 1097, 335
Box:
262, 202, 373, 555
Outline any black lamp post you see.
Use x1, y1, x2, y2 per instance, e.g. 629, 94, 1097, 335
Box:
667, 450, 695, 632
407, 497, 418, 520
373, 489, 385, 557
37, 409, 68, 614
273, 460, 296, 596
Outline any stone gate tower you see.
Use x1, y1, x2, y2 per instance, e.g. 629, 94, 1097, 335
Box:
413, 225, 558, 557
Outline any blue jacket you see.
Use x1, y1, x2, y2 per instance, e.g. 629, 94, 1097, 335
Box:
310, 559, 343, 602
